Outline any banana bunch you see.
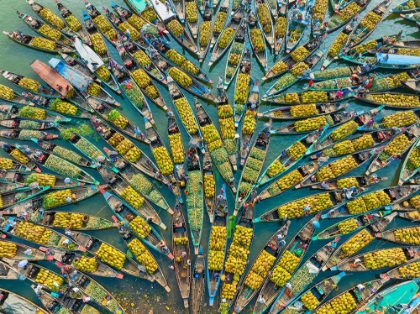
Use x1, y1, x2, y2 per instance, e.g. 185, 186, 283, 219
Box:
168, 133, 185, 164
31, 37, 56, 50
287, 142, 307, 161
267, 160, 286, 178
167, 20, 184, 37
90, 33, 107, 55
250, 28, 265, 52
383, 134, 411, 158
38, 24, 62, 41
273, 73, 298, 91
199, 21, 212, 47
18, 106, 46, 120
328, 33, 348, 58
234, 73, 250, 104
276, 92, 300, 104
152, 146, 174, 175
350, 40, 377, 54
228, 52, 241, 66
185, 1, 198, 23
118, 22, 140, 41
295, 115, 328, 132
383, 110, 417, 128
39, 8, 65, 29
290, 46, 310, 63
107, 110, 129, 129
364, 248, 407, 269
312, 0, 328, 23
87, 82, 101, 96
275, 17, 287, 38
128, 238, 158, 273
204, 174, 215, 197
141, 8, 158, 23
121, 185, 145, 210
301, 291, 320, 310
331, 120, 359, 141
367, 93, 420, 108
219, 118, 235, 139
50, 98, 78, 116
18, 77, 41, 93
218, 28, 235, 49
276, 193, 334, 218
338, 218, 359, 234
127, 14, 147, 30
128, 216, 151, 238
244, 271, 264, 290
132, 69, 151, 88
97, 243, 126, 270
290, 62, 309, 77
115, 138, 134, 155
201, 124, 222, 152
352, 134, 375, 151
315, 292, 357, 314
337, 177, 359, 189
270, 265, 291, 286
341, 229, 374, 257
302, 91, 329, 103
133, 50, 151, 67
242, 110, 257, 135
168, 67, 192, 87
0, 158, 14, 170
290, 104, 317, 118
257, 3, 272, 33
359, 12, 382, 32
0, 84, 15, 100
10, 149, 29, 164
174, 97, 198, 134
145, 85, 159, 99
408, 147, 420, 170
64, 15, 82, 31
95, 65, 111, 82
213, 12, 228, 33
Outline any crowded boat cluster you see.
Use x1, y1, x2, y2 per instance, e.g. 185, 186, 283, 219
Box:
1, 0, 420, 313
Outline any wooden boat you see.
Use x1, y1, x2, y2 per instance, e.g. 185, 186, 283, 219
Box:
257, 127, 328, 187
400, 12, 420, 24
16, 11, 73, 48
285, 0, 314, 53
273, 1, 288, 55
0, 288, 48, 314
218, 201, 254, 313
269, 238, 340, 314
233, 48, 253, 125
235, 125, 270, 215
386, 259, 420, 279
0, 216, 84, 250
323, 185, 420, 219
358, 110, 420, 132
277, 272, 346, 314
304, 66, 365, 81
172, 203, 191, 308
0, 181, 28, 193
264, 36, 324, 81
198, 5, 214, 62
208, 0, 229, 50
0, 141, 40, 172
0, 69, 55, 98
392, 0, 420, 12
168, 81, 204, 152
309, 75, 365, 92
399, 136, 420, 184
296, 149, 380, 189
3, 185, 100, 217
185, 0, 199, 39
326, 0, 371, 33
33, 139, 95, 168
98, 167, 167, 230
207, 184, 228, 306
356, 91, 420, 109
342, 53, 420, 70
2, 31, 74, 54
233, 221, 292, 313
83, 1, 118, 44
18, 144, 99, 184
209, 8, 245, 66
163, 16, 198, 54
346, 0, 389, 48
254, 191, 346, 223
259, 103, 347, 120
223, 30, 246, 89
55, 0, 91, 45
248, 12, 268, 71
0, 156, 30, 173
271, 110, 360, 135
309, 106, 385, 153
263, 89, 355, 104
0, 129, 57, 141
172, 0, 185, 23
0, 170, 83, 190
264, 51, 324, 96
0, 84, 34, 106
256, 0, 275, 51
378, 226, 420, 245
58, 51, 97, 81
366, 124, 420, 175
311, 175, 387, 191
54, 123, 109, 163
332, 246, 420, 272
0, 239, 47, 260
253, 215, 319, 314
202, 151, 216, 222
191, 246, 205, 313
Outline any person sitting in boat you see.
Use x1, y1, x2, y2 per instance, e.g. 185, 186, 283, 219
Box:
335, 89, 343, 99
382, 54, 389, 62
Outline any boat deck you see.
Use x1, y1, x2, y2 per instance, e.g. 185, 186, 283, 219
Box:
152, 0, 175, 21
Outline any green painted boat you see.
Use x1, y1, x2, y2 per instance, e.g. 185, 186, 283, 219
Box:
0, 288, 48, 314
223, 33, 246, 89
0, 142, 40, 172
302, 66, 361, 81
400, 12, 420, 24
310, 175, 387, 191
399, 136, 420, 184
0, 129, 58, 141
259, 103, 347, 120
325, 0, 371, 33
355, 92, 420, 109
263, 90, 355, 104
0, 171, 83, 190
393, 0, 420, 12
0, 186, 49, 210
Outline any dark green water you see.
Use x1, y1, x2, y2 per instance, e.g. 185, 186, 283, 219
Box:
0, 0, 419, 313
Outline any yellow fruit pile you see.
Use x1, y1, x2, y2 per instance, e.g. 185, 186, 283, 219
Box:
359, 12, 382, 32
90, 33, 107, 55
168, 20, 184, 37
93, 15, 116, 41
394, 227, 420, 244
277, 193, 334, 218
121, 186, 144, 210
0, 158, 13, 169
221, 282, 237, 300
199, 21, 212, 47
250, 28, 265, 52
328, 33, 348, 58
270, 61, 289, 75
141, 8, 158, 22
39, 8, 65, 29
275, 17, 287, 38
108, 133, 142, 162
383, 111, 417, 128
204, 174, 215, 198
218, 28, 236, 49
302, 91, 329, 103
290, 62, 309, 77
276, 92, 300, 104
96, 243, 126, 270
168, 133, 184, 164
213, 12, 228, 33
10, 148, 29, 164
242, 110, 257, 135
35, 268, 64, 291
0, 241, 17, 258
165, 49, 200, 75
290, 46, 310, 63
218, 105, 235, 138
270, 264, 291, 287
290, 104, 317, 118
201, 124, 223, 152
341, 229, 374, 258
268, 170, 304, 196
65, 15, 82, 31
127, 238, 158, 273
186, 1, 198, 23
174, 97, 198, 134
316, 155, 358, 181
107, 110, 129, 129
208, 226, 227, 271
234, 73, 250, 104
52, 212, 85, 229
118, 21, 140, 41
338, 219, 359, 234
132, 68, 152, 89
224, 225, 252, 275
407, 211, 420, 219
337, 177, 359, 189
87, 82, 101, 96
169, 67, 192, 87
410, 195, 420, 208
129, 216, 152, 238
369, 93, 420, 107
38, 24, 62, 41
127, 14, 146, 30
346, 190, 391, 214
330, 121, 358, 141
371, 73, 411, 92
312, 0, 328, 23
244, 250, 276, 290
352, 134, 375, 151
302, 291, 320, 310
152, 146, 174, 175
174, 237, 188, 245
15, 221, 53, 245
272, 250, 301, 285
408, 147, 420, 169
398, 261, 420, 278
132, 50, 151, 67
383, 134, 411, 159
73, 256, 98, 273
0, 84, 15, 100
95, 65, 111, 82
295, 116, 328, 132
364, 248, 407, 269
257, 4, 272, 33
42, 189, 73, 209
50, 99, 78, 116
287, 142, 307, 161
314, 292, 357, 314
266, 160, 286, 178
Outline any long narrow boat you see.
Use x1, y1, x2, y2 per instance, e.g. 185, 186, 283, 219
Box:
257, 0, 275, 51
0, 156, 30, 173
18, 143, 99, 184
209, 8, 245, 66
218, 202, 254, 313
98, 167, 167, 230
326, 0, 371, 33
16, 11, 73, 47
366, 124, 420, 175
209, 0, 229, 50
0, 239, 47, 260
264, 89, 355, 105
202, 151, 216, 222
168, 79, 204, 152
163, 15, 198, 54
0, 83, 35, 106
0, 118, 53, 131
253, 215, 320, 314
332, 246, 420, 272
235, 126, 270, 215
55, 0, 91, 45
357, 110, 420, 132
257, 128, 325, 187
233, 221, 292, 313
385, 259, 420, 280
309, 106, 385, 153
2, 31, 74, 54
83, 1, 118, 44
207, 184, 228, 306
185, 0, 199, 38
223, 31, 246, 89
0, 216, 85, 250
233, 48, 253, 125
260, 103, 347, 120
285, 0, 314, 53
0, 69, 55, 98
269, 238, 340, 314
311, 0, 328, 36
323, 185, 419, 219
322, 212, 397, 271
346, 0, 389, 48
277, 272, 346, 314
392, 0, 420, 12
0, 129, 57, 141
399, 136, 420, 184
2, 185, 100, 216
172, 0, 185, 23
274, 0, 289, 55
377, 226, 420, 246
248, 11, 269, 71
311, 175, 386, 191
400, 12, 420, 24
0, 181, 28, 193
191, 246, 205, 313
303, 66, 365, 81
198, 5, 214, 62
355, 92, 420, 109
296, 150, 381, 189
33, 139, 95, 168
0, 288, 48, 314
172, 203, 191, 308
342, 53, 420, 70
0, 141, 40, 172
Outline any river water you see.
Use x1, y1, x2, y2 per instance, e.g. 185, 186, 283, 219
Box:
0, 0, 418, 313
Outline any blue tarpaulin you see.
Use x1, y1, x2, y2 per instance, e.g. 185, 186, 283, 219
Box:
48, 58, 92, 92
377, 53, 420, 65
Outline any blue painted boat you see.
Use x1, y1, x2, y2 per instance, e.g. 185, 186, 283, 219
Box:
285, 0, 314, 53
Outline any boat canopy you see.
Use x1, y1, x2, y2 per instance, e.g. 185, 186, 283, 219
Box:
48, 58, 92, 92
73, 38, 104, 72
151, 0, 175, 21
377, 52, 420, 65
